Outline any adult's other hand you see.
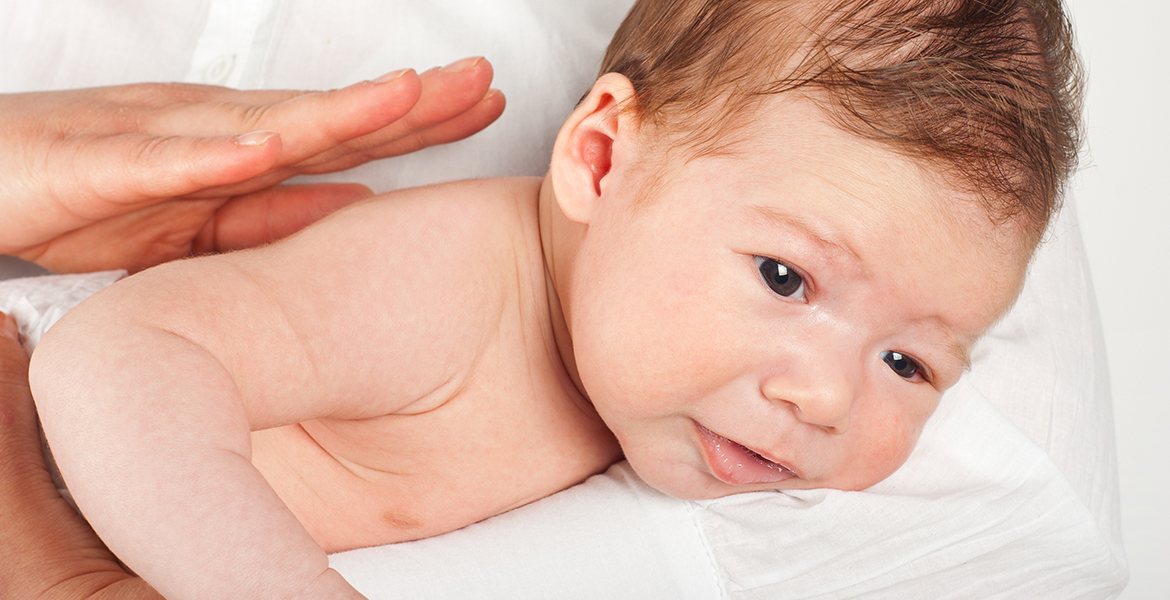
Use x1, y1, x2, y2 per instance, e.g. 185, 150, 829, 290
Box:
0, 57, 504, 273
0, 311, 161, 599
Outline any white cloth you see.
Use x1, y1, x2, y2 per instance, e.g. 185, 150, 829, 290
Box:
0, 270, 125, 354
0, 1, 1127, 597
967, 199, 1125, 563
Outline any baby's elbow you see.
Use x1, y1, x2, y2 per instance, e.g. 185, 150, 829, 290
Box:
28, 286, 143, 420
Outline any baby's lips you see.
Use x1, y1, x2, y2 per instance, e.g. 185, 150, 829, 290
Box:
695, 423, 797, 486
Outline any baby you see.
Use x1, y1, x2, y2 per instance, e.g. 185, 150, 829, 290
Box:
29, 0, 1082, 598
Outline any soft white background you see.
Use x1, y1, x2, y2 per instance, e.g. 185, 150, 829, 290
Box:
1066, 0, 1169, 597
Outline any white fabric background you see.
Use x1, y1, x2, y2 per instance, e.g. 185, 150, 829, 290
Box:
1065, 0, 1170, 597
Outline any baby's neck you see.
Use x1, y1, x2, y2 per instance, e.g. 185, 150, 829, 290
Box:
536, 174, 589, 405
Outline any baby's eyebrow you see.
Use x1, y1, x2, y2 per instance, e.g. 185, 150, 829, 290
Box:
946, 336, 974, 373
747, 204, 861, 264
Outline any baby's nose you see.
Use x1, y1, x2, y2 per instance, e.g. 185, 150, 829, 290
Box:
761, 372, 854, 434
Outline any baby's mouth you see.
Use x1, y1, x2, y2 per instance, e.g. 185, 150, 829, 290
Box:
695, 422, 797, 486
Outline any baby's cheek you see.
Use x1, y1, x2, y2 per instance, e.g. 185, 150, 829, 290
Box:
846, 415, 924, 490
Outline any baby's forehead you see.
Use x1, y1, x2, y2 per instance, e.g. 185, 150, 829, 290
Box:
653, 95, 1033, 316
677, 94, 1038, 254
605, 0, 1078, 249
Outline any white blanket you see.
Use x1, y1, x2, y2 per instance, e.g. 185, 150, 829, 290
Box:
0, 270, 126, 354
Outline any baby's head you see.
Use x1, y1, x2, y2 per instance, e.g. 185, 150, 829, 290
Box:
540, 0, 1082, 498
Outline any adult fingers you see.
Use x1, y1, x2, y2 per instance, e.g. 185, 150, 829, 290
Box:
149, 59, 499, 198
194, 57, 498, 174
146, 67, 425, 167
0, 312, 53, 596
293, 57, 499, 171
0, 313, 40, 483
194, 183, 373, 254
331, 87, 506, 170
1, 132, 284, 255
18, 182, 371, 274
222, 56, 497, 165
44, 59, 492, 205
234, 69, 425, 163
88, 131, 285, 203
102, 67, 426, 202
15, 197, 226, 274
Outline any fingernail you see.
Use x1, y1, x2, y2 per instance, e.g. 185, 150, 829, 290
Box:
0, 312, 18, 342
373, 68, 412, 84
440, 56, 482, 73
234, 130, 278, 146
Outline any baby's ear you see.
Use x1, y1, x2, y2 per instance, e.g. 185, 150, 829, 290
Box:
549, 73, 639, 224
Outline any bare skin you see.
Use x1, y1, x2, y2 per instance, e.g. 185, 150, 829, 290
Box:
0, 58, 505, 599
27, 76, 1031, 600
31, 177, 621, 599
243, 178, 623, 550
0, 313, 162, 600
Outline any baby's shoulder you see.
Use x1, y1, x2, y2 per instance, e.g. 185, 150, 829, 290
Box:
277, 176, 546, 295
343, 176, 542, 243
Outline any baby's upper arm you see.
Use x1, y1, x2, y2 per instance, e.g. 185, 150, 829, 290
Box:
28, 230, 372, 600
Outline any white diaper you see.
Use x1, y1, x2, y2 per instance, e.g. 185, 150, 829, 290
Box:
0, 269, 126, 354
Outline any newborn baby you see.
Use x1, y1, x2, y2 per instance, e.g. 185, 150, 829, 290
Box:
29, 0, 1082, 598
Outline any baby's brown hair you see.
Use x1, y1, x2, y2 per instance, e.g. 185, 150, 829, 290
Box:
600, 0, 1083, 240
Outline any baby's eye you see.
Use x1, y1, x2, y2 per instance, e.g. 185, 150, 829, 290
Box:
880, 351, 921, 380
755, 256, 805, 300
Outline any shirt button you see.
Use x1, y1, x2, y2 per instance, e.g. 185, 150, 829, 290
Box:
204, 54, 237, 85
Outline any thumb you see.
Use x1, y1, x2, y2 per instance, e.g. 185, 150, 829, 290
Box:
0, 310, 30, 396
0, 310, 19, 346
0, 310, 42, 483
196, 183, 374, 253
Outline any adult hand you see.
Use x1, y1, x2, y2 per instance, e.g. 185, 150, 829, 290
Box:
0, 57, 505, 273
0, 311, 161, 599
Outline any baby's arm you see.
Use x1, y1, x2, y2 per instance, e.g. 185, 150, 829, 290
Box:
28, 183, 513, 600
28, 258, 365, 600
